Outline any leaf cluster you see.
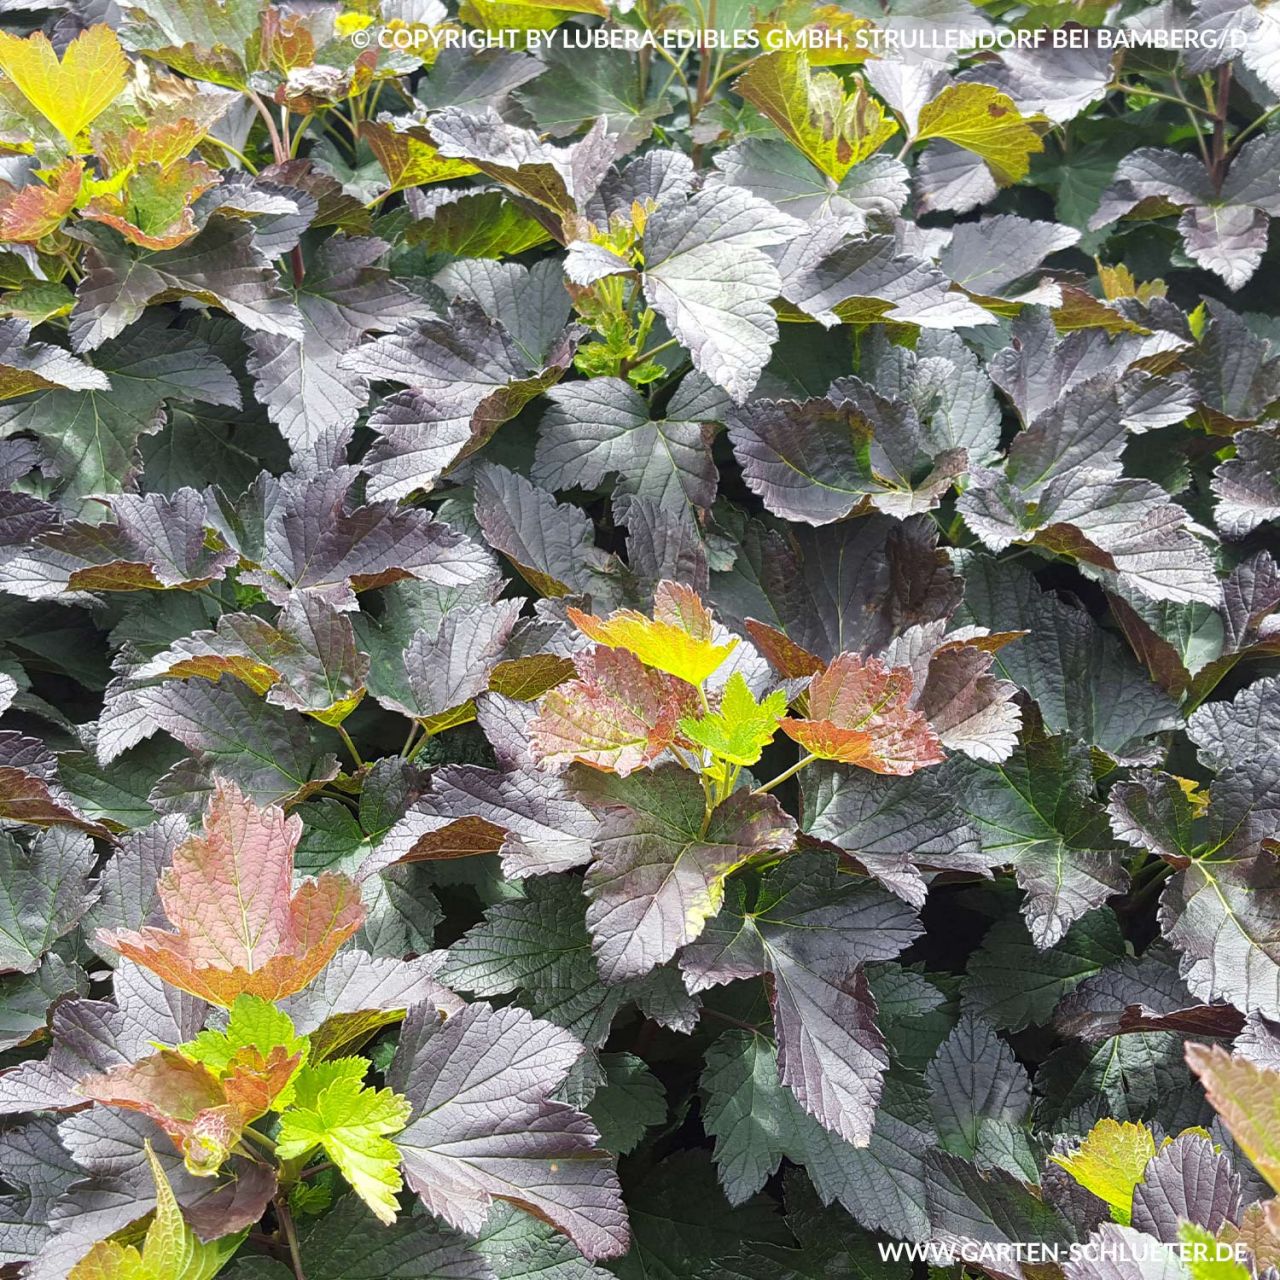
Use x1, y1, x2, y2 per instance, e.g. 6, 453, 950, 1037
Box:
0, 2, 1277, 1279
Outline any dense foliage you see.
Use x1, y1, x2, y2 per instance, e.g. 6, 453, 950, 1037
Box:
0, 0, 1279, 1277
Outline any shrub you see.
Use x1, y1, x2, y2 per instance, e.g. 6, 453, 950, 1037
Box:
0, 3, 1278, 1278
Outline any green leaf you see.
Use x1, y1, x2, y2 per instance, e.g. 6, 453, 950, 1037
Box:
609, 1151, 790, 1280
294, 1193, 489, 1279
576, 1053, 667, 1156
179, 995, 310, 1107
700, 1031, 934, 1240
708, 1169, 912, 1280
963, 906, 1127, 1032
276, 1059, 412, 1225
440, 875, 676, 1049
407, 190, 551, 259
679, 673, 787, 768
0, 827, 95, 973
944, 714, 1128, 949
1179, 1222, 1254, 1280
471, 1202, 615, 1280
924, 1013, 1038, 1180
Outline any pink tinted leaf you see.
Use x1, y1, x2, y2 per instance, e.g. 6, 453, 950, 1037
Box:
529, 646, 700, 776
100, 780, 364, 1006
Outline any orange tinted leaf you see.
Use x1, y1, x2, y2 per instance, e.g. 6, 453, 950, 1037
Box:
221, 1043, 304, 1117
781, 653, 944, 774
744, 619, 824, 679
0, 764, 112, 837
99, 780, 364, 1006
0, 160, 83, 242
262, 7, 317, 72
95, 118, 208, 172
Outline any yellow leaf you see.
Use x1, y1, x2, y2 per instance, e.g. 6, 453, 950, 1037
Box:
568, 581, 737, 687
1049, 1118, 1156, 1225
915, 83, 1047, 185
1098, 260, 1167, 303
1050, 285, 1150, 337
755, 4, 877, 65
0, 25, 127, 147
361, 119, 478, 193
1174, 774, 1211, 817
461, 0, 607, 32
734, 50, 897, 182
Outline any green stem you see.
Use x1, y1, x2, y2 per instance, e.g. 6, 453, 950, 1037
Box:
653, 46, 692, 108
1108, 80, 1216, 117
724, 761, 741, 797
205, 136, 259, 173
751, 752, 819, 796
241, 1125, 277, 1155
1228, 101, 1280, 157
400, 721, 421, 758
275, 1196, 307, 1280
652, 30, 693, 117
405, 728, 432, 763
708, 53, 761, 92
336, 725, 364, 769
1126, 862, 1173, 913
1171, 73, 1214, 172
289, 113, 314, 158
326, 107, 361, 143
634, 336, 679, 365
